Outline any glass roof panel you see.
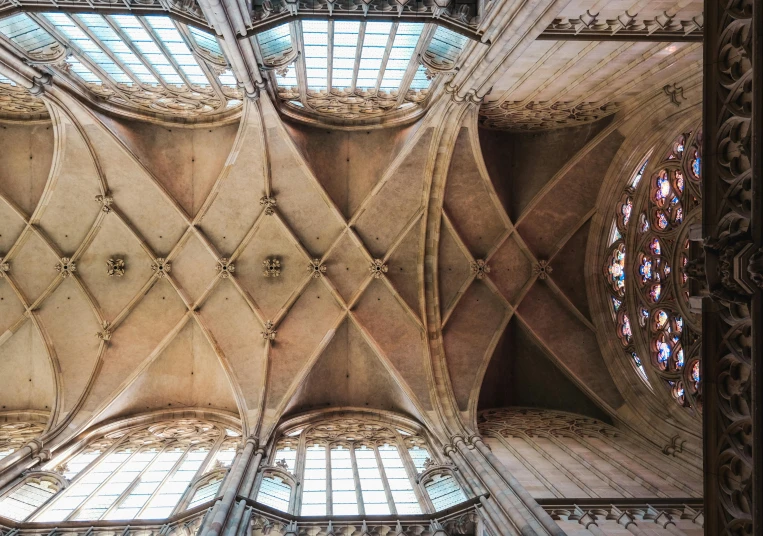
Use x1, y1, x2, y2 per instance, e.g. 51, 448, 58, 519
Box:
257, 23, 292, 62
427, 26, 467, 65
145, 16, 209, 86
356, 21, 392, 90
302, 20, 328, 90
409, 64, 431, 90
74, 14, 158, 86
189, 25, 222, 56
110, 15, 184, 86
67, 57, 102, 84
0, 13, 57, 56
43, 13, 132, 85
331, 20, 360, 90
380, 22, 423, 90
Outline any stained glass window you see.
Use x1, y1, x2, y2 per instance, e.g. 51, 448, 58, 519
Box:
602, 128, 703, 410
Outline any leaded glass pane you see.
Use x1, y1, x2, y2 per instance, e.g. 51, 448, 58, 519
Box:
379, 23, 423, 90
302, 20, 328, 90
187, 478, 222, 509
378, 444, 420, 514
0, 14, 57, 56
408, 446, 430, 473
256, 476, 290, 512
425, 473, 467, 511
300, 445, 326, 515
331, 21, 360, 90
0, 480, 57, 521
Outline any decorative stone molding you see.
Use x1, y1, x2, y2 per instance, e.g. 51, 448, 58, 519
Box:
106, 258, 125, 277
307, 259, 326, 279
217, 257, 235, 278
260, 195, 277, 215
544, 11, 703, 39
151, 258, 171, 278
663, 83, 686, 106
95, 194, 114, 213
0, 259, 9, 277
95, 321, 112, 341
470, 259, 490, 279
261, 320, 277, 341
55, 257, 76, 278
702, 0, 758, 531
263, 258, 281, 277
661, 435, 685, 456
532, 260, 552, 280
480, 100, 620, 131
369, 259, 388, 279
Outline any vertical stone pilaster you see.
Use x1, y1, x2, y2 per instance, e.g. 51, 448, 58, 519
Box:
702, 0, 761, 534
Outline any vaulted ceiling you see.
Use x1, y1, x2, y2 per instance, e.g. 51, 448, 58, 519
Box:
0, 0, 704, 447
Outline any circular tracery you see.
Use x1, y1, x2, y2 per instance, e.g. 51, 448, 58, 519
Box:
602, 126, 702, 412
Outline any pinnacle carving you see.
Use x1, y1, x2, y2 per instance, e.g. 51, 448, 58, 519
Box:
276, 458, 289, 470
107, 258, 125, 277
55, 257, 76, 278
217, 258, 235, 278
53, 462, 69, 475
263, 258, 281, 277
663, 83, 686, 106
260, 195, 277, 215
533, 260, 553, 280
423, 457, 436, 470
95, 194, 114, 213
470, 259, 490, 279
308, 259, 326, 278
96, 321, 112, 341
369, 259, 388, 279
151, 258, 171, 278
261, 320, 277, 341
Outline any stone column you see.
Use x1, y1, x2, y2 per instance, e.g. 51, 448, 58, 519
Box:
0, 440, 49, 489
701, 0, 761, 534
471, 435, 565, 536
202, 437, 257, 536
444, 443, 518, 535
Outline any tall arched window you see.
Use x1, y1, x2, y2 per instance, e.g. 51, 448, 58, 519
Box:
602, 126, 702, 411
266, 417, 459, 516
31, 419, 241, 522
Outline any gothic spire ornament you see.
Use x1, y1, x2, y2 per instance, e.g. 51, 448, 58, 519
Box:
307, 259, 326, 278
55, 257, 76, 278
369, 259, 388, 279
217, 258, 235, 278
261, 320, 277, 341
263, 258, 281, 277
107, 258, 125, 277
260, 195, 277, 215
151, 258, 171, 278
533, 260, 552, 280
470, 259, 490, 279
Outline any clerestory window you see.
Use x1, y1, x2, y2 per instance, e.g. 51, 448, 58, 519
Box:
266, 417, 465, 516
30, 419, 240, 522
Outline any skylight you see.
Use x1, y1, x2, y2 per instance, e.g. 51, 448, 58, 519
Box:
0, 11, 239, 115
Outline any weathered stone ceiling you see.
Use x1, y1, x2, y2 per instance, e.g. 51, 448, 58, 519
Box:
480, 39, 701, 130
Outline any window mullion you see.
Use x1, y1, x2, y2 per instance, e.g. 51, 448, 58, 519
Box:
326, 20, 334, 92
293, 21, 309, 105
325, 444, 332, 516
349, 445, 364, 516
396, 434, 429, 511
100, 445, 166, 520
64, 447, 141, 521
375, 23, 397, 92
200, 430, 226, 475
395, 23, 435, 107
373, 445, 397, 516
134, 444, 189, 519
350, 21, 366, 93
293, 433, 307, 514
